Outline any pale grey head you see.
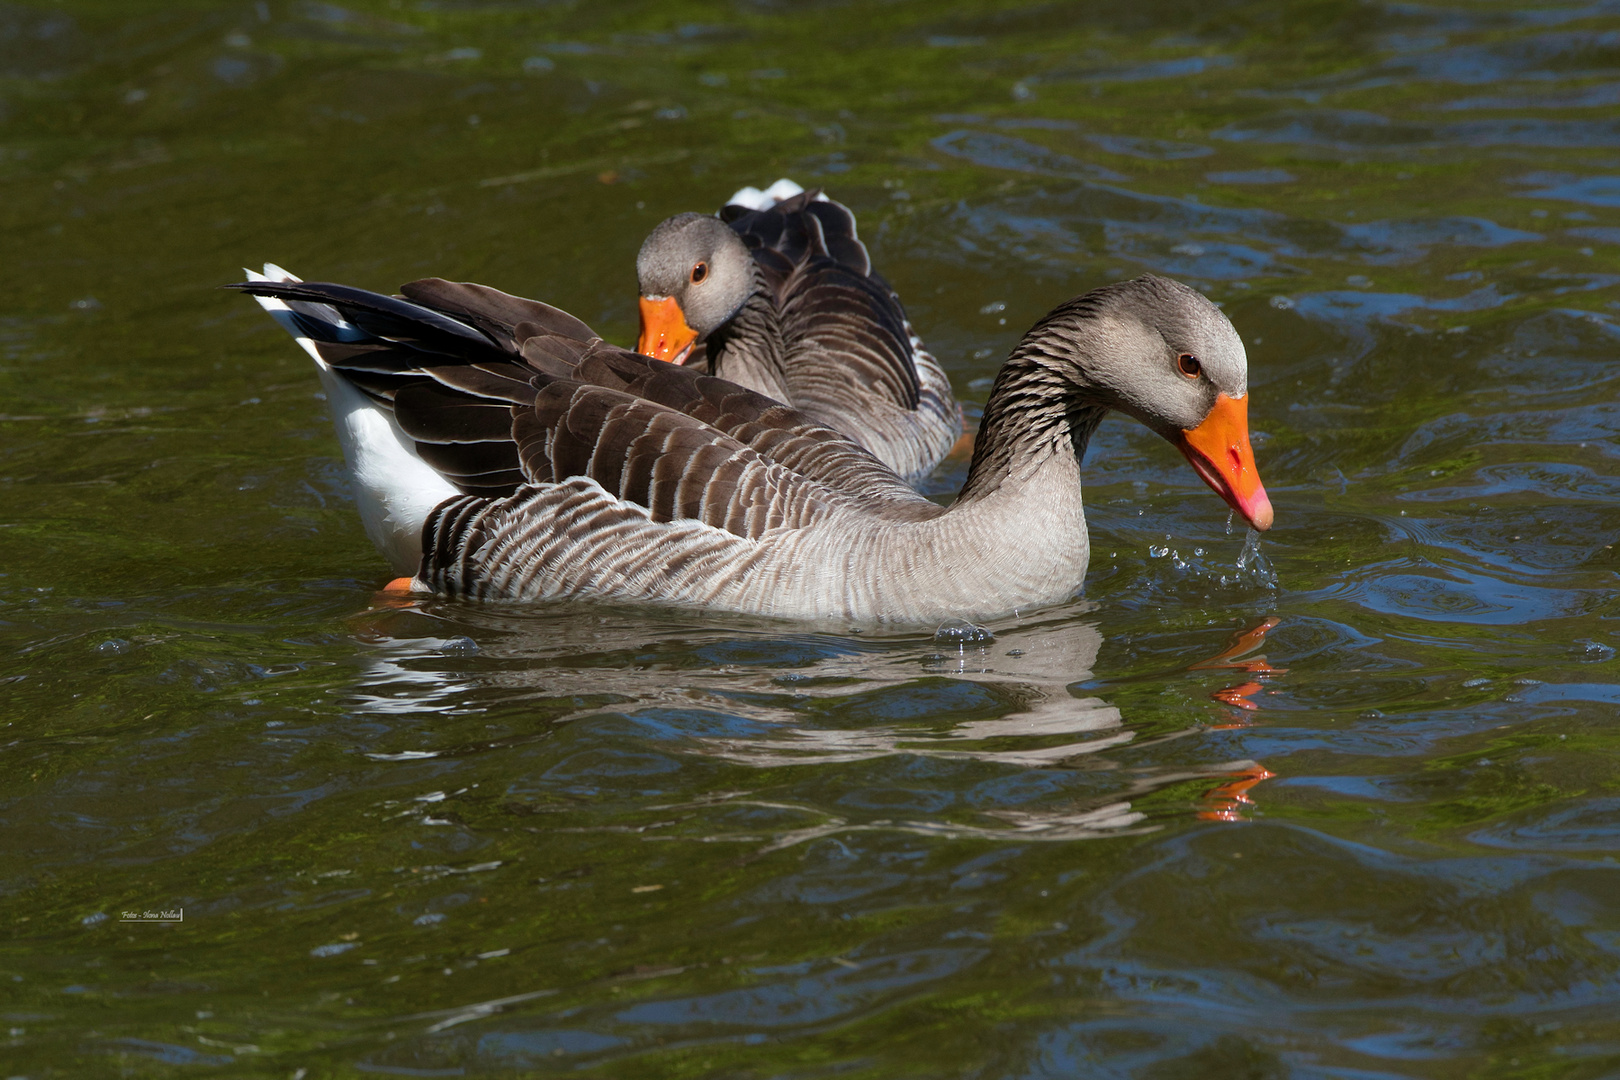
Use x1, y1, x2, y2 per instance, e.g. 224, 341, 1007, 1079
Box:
997, 274, 1270, 529
635, 213, 755, 353
1038, 275, 1248, 437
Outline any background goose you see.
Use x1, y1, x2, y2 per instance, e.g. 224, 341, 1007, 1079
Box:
231, 267, 1271, 625
635, 180, 962, 483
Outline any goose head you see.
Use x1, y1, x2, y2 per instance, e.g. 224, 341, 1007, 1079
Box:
635, 213, 755, 365
1016, 275, 1274, 530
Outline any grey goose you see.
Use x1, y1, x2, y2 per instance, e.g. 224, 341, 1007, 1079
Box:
230, 266, 1272, 625
634, 180, 962, 484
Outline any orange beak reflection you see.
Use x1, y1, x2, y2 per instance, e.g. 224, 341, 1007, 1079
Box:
637, 296, 699, 365
1177, 392, 1274, 531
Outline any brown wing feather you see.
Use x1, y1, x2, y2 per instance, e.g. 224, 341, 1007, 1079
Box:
242, 274, 942, 534
804, 199, 872, 276
540, 344, 937, 514
418, 361, 541, 402
776, 262, 920, 413
508, 379, 879, 540
723, 197, 925, 416
399, 278, 598, 350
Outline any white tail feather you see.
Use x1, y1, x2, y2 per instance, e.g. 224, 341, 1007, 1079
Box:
724, 177, 825, 211
246, 263, 457, 576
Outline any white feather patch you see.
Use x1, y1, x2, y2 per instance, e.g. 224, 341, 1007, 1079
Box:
315, 366, 458, 576
724, 177, 826, 210
245, 262, 457, 575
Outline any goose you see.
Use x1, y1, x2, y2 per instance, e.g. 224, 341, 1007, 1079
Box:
229, 266, 1271, 625
634, 180, 962, 483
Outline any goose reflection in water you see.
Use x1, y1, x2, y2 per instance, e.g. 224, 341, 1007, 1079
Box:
1189, 617, 1286, 820
344, 597, 1277, 841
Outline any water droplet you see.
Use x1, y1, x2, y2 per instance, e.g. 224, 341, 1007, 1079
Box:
1573, 639, 1615, 662
934, 618, 994, 646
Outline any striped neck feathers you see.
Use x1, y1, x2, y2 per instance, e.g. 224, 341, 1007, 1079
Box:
957, 310, 1113, 505
704, 262, 789, 402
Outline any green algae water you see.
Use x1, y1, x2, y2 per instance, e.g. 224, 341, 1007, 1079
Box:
4, 0, 1620, 1075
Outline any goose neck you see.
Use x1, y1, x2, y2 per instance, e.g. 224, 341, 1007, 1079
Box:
956, 343, 1107, 505
706, 264, 790, 401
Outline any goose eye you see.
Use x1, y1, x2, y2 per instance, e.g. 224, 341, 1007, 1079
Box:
690, 261, 708, 284
1177, 353, 1202, 379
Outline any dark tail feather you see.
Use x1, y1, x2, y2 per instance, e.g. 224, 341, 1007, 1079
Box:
225, 279, 497, 356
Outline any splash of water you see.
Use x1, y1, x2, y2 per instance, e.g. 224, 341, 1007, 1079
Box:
1148, 539, 1192, 572
1235, 528, 1279, 589
1150, 529, 1277, 590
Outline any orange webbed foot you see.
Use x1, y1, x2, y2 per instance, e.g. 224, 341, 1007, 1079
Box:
946, 429, 977, 461
367, 576, 423, 613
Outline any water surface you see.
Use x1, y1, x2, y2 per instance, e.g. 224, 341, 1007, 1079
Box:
3, 0, 1620, 1075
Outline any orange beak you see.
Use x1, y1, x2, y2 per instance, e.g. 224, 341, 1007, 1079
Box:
637, 296, 699, 365
1176, 392, 1274, 531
